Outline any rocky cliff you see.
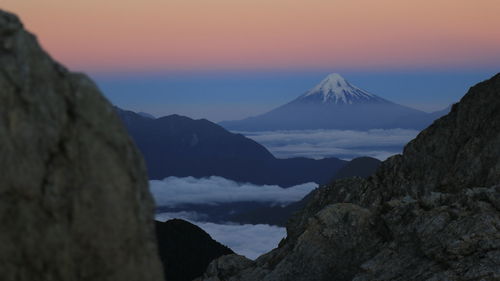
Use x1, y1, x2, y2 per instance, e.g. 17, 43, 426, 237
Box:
0, 10, 163, 281
199, 74, 500, 281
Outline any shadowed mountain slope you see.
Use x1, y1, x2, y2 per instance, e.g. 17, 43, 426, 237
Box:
116, 108, 349, 187
228, 157, 381, 226
331, 156, 382, 181
155, 219, 233, 281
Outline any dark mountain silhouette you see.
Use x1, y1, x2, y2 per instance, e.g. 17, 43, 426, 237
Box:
331, 156, 382, 181
228, 157, 381, 226
428, 104, 453, 120
219, 73, 436, 131
115, 107, 348, 187
137, 111, 156, 119
155, 219, 233, 281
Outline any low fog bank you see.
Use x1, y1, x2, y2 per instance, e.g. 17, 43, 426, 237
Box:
151, 176, 317, 207
240, 128, 420, 160
152, 177, 310, 259
156, 212, 286, 260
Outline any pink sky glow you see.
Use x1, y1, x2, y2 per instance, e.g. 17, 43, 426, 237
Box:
4, 0, 500, 72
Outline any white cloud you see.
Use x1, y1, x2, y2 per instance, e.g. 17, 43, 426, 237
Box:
152, 178, 311, 259
150, 176, 317, 208
156, 211, 208, 222
200, 222, 286, 260
156, 212, 286, 260
239, 129, 419, 160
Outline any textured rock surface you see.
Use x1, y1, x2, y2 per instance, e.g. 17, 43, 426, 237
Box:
0, 10, 163, 281
199, 74, 500, 281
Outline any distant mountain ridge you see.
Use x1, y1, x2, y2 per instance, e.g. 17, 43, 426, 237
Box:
428, 104, 453, 120
219, 73, 437, 131
116, 107, 382, 187
155, 155, 381, 226
137, 111, 156, 119
331, 156, 382, 181
228, 157, 381, 226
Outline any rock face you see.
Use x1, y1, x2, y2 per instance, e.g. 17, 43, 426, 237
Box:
199, 74, 500, 281
155, 219, 234, 281
0, 10, 163, 281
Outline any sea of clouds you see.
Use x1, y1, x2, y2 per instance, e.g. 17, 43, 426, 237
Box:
151, 129, 420, 259
157, 211, 286, 260
151, 177, 316, 259
150, 176, 317, 207
240, 128, 420, 160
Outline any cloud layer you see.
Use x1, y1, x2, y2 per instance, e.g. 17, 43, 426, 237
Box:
240, 129, 419, 160
157, 212, 286, 260
150, 130, 419, 260
151, 176, 317, 208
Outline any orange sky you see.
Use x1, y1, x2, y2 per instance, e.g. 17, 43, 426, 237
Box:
4, 0, 500, 72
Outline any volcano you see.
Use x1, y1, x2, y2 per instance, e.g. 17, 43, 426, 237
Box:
219, 73, 434, 131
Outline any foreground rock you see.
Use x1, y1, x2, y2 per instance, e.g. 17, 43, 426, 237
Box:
0, 10, 163, 281
199, 74, 500, 280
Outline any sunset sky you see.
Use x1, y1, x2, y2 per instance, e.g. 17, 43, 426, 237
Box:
4, 0, 499, 120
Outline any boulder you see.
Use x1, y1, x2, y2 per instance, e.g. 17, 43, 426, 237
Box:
0, 10, 163, 281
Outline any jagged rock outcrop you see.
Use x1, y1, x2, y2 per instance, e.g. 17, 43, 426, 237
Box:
199, 74, 500, 281
0, 10, 163, 281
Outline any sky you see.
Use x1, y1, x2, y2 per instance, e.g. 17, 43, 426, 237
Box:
4, 0, 500, 121
6, 1, 496, 258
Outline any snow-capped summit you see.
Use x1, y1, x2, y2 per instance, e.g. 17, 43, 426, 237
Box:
219, 73, 434, 131
299, 73, 384, 104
